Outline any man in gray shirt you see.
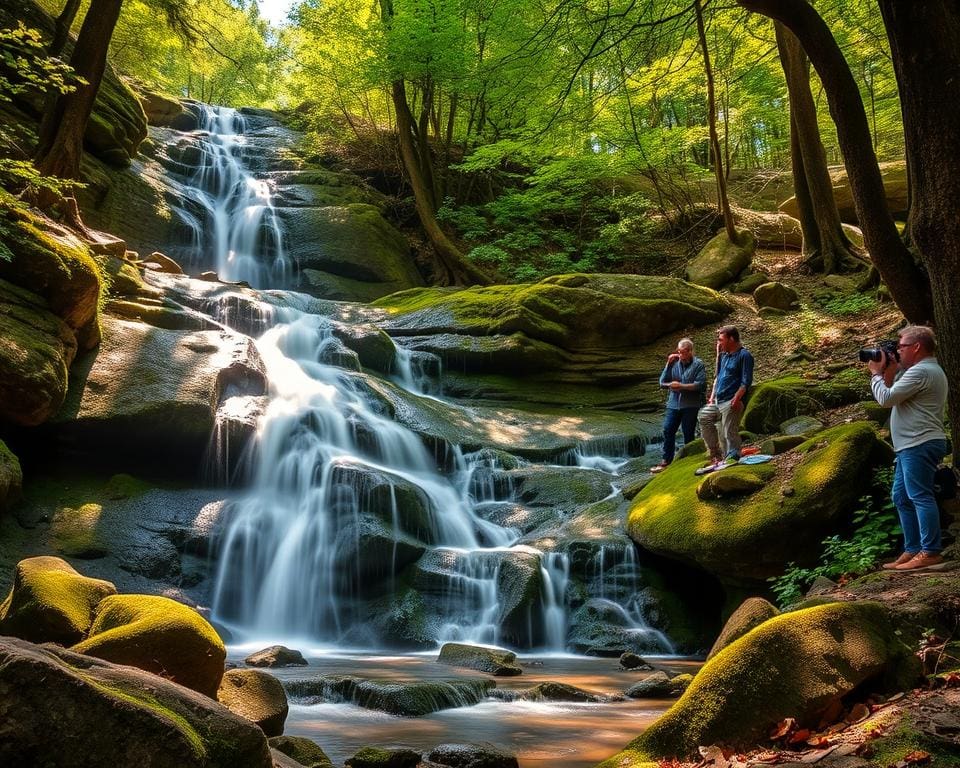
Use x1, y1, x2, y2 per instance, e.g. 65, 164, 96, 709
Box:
868, 325, 949, 571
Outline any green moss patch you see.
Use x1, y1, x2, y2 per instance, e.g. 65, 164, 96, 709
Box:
743, 371, 871, 434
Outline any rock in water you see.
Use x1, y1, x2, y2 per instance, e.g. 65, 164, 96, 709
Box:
428, 742, 520, 768
218, 669, 289, 737
0, 637, 271, 768
437, 642, 523, 676
345, 746, 421, 768
268, 736, 334, 768
245, 644, 309, 668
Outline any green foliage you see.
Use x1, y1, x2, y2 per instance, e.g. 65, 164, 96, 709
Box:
0, 23, 81, 103
769, 466, 899, 606
817, 292, 879, 316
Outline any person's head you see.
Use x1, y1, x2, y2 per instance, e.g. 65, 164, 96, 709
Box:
897, 325, 935, 369
677, 338, 694, 361
717, 325, 741, 353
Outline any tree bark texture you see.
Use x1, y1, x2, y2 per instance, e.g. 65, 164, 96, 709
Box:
878, 0, 960, 464
34, 0, 124, 182
695, 0, 737, 242
774, 19, 859, 274
737, 0, 933, 324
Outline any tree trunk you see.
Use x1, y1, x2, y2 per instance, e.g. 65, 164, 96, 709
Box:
49, 0, 83, 57
694, 0, 737, 242
736, 0, 933, 324
775, 19, 861, 274
391, 80, 491, 286
878, 0, 960, 465
34, 0, 124, 183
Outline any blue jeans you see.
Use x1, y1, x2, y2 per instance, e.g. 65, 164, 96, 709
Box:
662, 407, 699, 463
892, 438, 947, 554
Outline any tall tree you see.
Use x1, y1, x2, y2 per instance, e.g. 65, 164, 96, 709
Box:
774, 18, 860, 274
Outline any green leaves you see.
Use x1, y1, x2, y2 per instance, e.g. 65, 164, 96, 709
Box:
0, 23, 80, 104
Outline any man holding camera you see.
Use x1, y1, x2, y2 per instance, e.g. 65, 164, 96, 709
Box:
868, 325, 948, 571
697, 325, 754, 473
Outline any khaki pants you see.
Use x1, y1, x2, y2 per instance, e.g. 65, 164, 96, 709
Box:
698, 400, 743, 460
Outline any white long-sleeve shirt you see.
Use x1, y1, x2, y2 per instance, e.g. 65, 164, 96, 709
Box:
871, 356, 948, 451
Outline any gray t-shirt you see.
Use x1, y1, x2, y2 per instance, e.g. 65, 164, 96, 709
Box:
870, 356, 948, 451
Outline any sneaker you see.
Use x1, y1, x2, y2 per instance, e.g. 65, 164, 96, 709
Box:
695, 460, 727, 476
650, 461, 669, 474
882, 552, 917, 570
895, 552, 945, 571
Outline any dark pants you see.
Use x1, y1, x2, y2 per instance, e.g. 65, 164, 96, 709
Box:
662, 407, 699, 463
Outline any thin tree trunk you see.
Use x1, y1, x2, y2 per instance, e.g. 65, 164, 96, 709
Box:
736, 0, 933, 324
774, 18, 860, 274
49, 0, 83, 57
35, 0, 124, 189
695, 0, 737, 242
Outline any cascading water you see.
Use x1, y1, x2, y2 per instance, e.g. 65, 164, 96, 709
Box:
175, 104, 290, 287
186, 108, 671, 653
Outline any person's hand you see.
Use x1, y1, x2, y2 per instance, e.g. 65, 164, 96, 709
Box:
667, 353, 680, 364
866, 350, 887, 376
668, 381, 681, 390
730, 397, 743, 412
707, 394, 715, 405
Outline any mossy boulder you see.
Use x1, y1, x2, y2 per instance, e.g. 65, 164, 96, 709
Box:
376, 274, 731, 353
0, 637, 271, 768
282, 204, 424, 301
72, 594, 226, 697
0, 278, 77, 425
52, 502, 109, 558
742, 372, 870, 434
0, 439, 23, 511
627, 422, 891, 584
437, 642, 522, 676
684, 229, 756, 289
217, 668, 289, 737
624, 671, 690, 699
0, 556, 117, 645
522, 681, 606, 702
245, 645, 308, 668
346, 746, 421, 768
427, 743, 519, 768
0, 197, 104, 349
597, 601, 918, 765
758, 434, 806, 455
753, 281, 799, 311
269, 736, 334, 768
706, 597, 780, 660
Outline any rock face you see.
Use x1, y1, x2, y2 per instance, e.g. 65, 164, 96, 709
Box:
598, 602, 918, 765
0, 556, 117, 645
684, 229, 756, 289
779, 161, 908, 224
217, 668, 289, 737
71, 593, 227, 697
627, 423, 892, 585
45, 315, 266, 475
0, 637, 272, 768
742, 373, 870, 434
437, 642, 523, 676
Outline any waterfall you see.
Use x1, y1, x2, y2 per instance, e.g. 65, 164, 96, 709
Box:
186, 106, 665, 653
175, 104, 290, 287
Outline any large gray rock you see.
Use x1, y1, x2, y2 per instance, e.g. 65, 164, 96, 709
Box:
46, 316, 266, 475
0, 637, 272, 768
437, 642, 523, 676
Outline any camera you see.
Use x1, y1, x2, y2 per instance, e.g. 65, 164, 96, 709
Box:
858, 340, 899, 364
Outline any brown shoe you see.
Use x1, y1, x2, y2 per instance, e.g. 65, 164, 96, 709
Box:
895, 552, 945, 571
650, 461, 669, 474
882, 552, 917, 570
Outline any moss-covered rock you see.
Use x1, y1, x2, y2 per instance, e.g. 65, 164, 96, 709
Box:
627, 422, 891, 584
0, 439, 23, 512
72, 594, 226, 697
376, 274, 731, 353
52, 502, 109, 558
742, 372, 871, 434
217, 668, 289, 737
282, 204, 424, 301
0, 196, 104, 349
0, 278, 77, 425
598, 601, 918, 766
345, 746, 421, 768
706, 597, 779, 660
0, 556, 117, 645
758, 434, 806, 455
0, 637, 272, 768
428, 743, 519, 768
522, 681, 606, 702
684, 229, 756, 289
437, 642, 522, 676
269, 736, 334, 768
753, 281, 799, 311
624, 671, 691, 699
